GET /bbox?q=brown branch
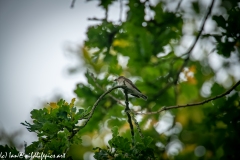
[89,73,125,106]
[82,85,127,128]
[135,80,240,115]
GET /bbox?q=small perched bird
[114,76,147,101]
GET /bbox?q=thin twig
[119,0,123,22]
[152,0,215,99]
[105,7,108,21]
[70,0,76,8]
[88,17,106,21]
[135,80,240,115]
[130,111,143,139]
[174,85,178,104]
[176,0,183,12]
[174,0,215,85]
[89,73,125,106]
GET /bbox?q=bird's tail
[140,94,148,101]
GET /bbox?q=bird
[114,76,147,101]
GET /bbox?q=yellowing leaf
[216,121,227,129]
[190,108,204,123]
[81,46,103,73]
[150,56,158,64]
[46,102,59,113]
[49,102,59,109]
[182,144,196,153]
[82,47,91,62]
[70,98,76,108]
[113,39,129,47]
[176,110,189,126]
[104,100,111,108]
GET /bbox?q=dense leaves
[21,99,85,156]
[212,6,240,57]
[94,127,155,160]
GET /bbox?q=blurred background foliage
[1,0,240,159]
[67,0,240,159]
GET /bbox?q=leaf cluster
[212,6,240,57]
[21,99,86,155]
[93,127,155,160]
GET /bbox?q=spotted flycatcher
[114,76,147,101]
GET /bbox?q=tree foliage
[2,0,240,159]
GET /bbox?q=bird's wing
[130,94,140,98]
[124,78,142,93]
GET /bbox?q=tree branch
[130,111,143,139]
[89,73,125,106]
[88,17,106,21]
[83,85,127,128]
[69,85,127,140]
[135,80,240,115]
[124,89,134,145]
[70,0,76,8]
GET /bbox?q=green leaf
[142,136,153,147]
[212,15,226,29]
[111,126,119,137]
[192,1,200,14]
[0,145,19,154]
[98,0,114,9]
[57,99,65,107]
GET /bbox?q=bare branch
[119,0,123,22]
[175,0,183,12]
[135,80,240,115]
[105,7,108,21]
[89,73,125,106]
[88,17,106,21]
